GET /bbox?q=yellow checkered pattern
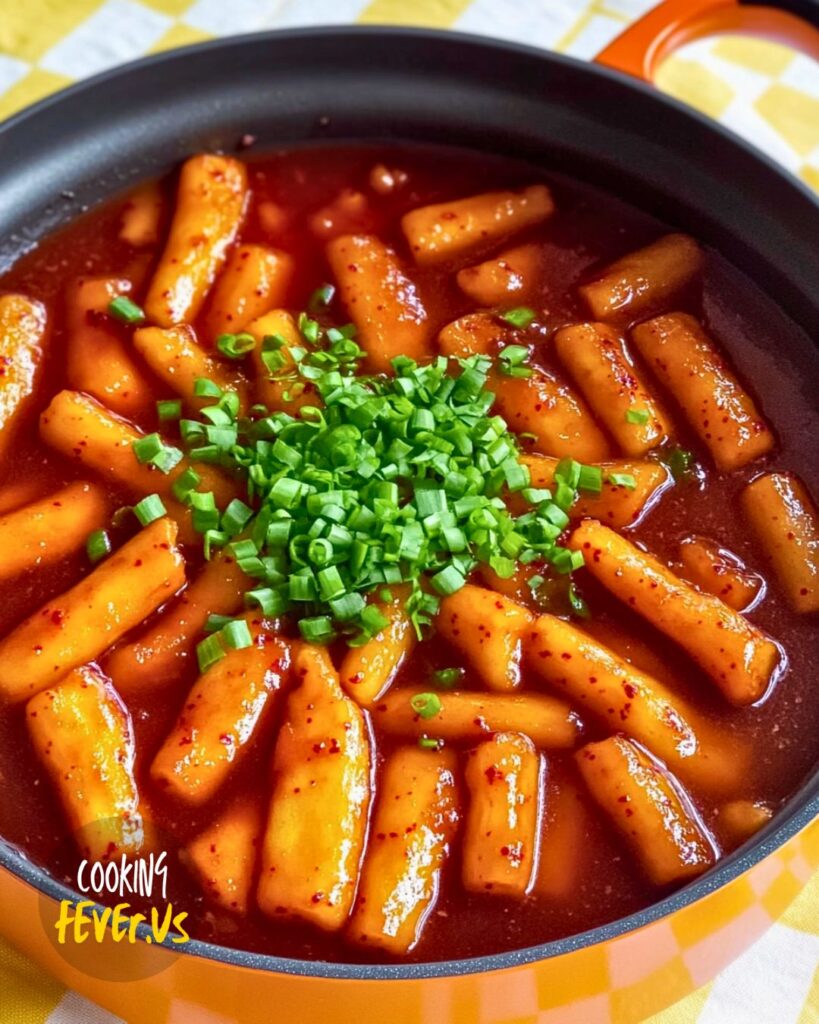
[0,1,817,1022]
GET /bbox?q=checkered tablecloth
[0,2,817,1023]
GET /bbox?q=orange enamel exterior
[1,821,816,1023]
[595,0,819,81]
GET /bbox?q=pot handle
[595,0,819,81]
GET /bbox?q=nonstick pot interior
[1,27,819,333]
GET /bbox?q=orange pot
[2,814,817,1023]
[1,2,818,1021]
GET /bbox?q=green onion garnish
[132,433,164,464]
[86,529,111,564]
[261,334,288,374]
[577,464,603,494]
[299,615,335,643]
[194,378,222,399]
[148,303,597,645]
[550,547,585,574]
[607,472,637,490]
[501,307,536,329]
[410,692,443,719]
[244,587,288,616]
[196,633,226,673]
[430,564,466,596]
[216,333,256,359]
[131,433,182,475]
[197,618,253,671]
[221,618,252,650]
[308,283,335,311]
[190,491,218,533]
[432,667,463,689]
[133,494,166,526]
[151,446,183,474]
[626,407,650,425]
[360,605,389,635]
[172,466,201,503]
[567,581,590,618]
[666,447,695,481]
[298,313,321,343]
[204,614,233,634]
[497,343,533,378]
[222,499,254,536]
[108,295,145,324]
[418,736,444,751]
[555,458,581,489]
[157,399,182,421]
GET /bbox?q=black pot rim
[0,23,817,983]
[3,23,819,211]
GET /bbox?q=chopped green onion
[129,431,183,473]
[317,565,345,601]
[299,615,335,642]
[626,407,650,425]
[522,487,551,504]
[607,472,637,490]
[204,614,233,634]
[308,283,335,311]
[244,587,289,616]
[432,667,463,689]
[132,433,164,464]
[193,378,222,399]
[261,334,289,375]
[360,605,389,635]
[410,692,442,719]
[568,581,590,618]
[86,529,111,564]
[298,313,321,343]
[157,399,182,421]
[501,306,536,329]
[554,480,575,511]
[172,315,594,645]
[498,344,530,365]
[222,618,253,650]
[222,498,254,536]
[418,736,444,751]
[172,467,202,503]
[196,634,226,673]
[330,591,366,621]
[577,464,603,494]
[216,332,256,359]
[133,494,166,526]
[108,295,145,324]
[430,564,466,596]
[555,458,581,489]
[497,343,533,378]
[667,447,695,481]
[550,547,585,574]
[151,445,183,475]
[542,504,570,530]
[190,491,218,532]
[204,529,228,560]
